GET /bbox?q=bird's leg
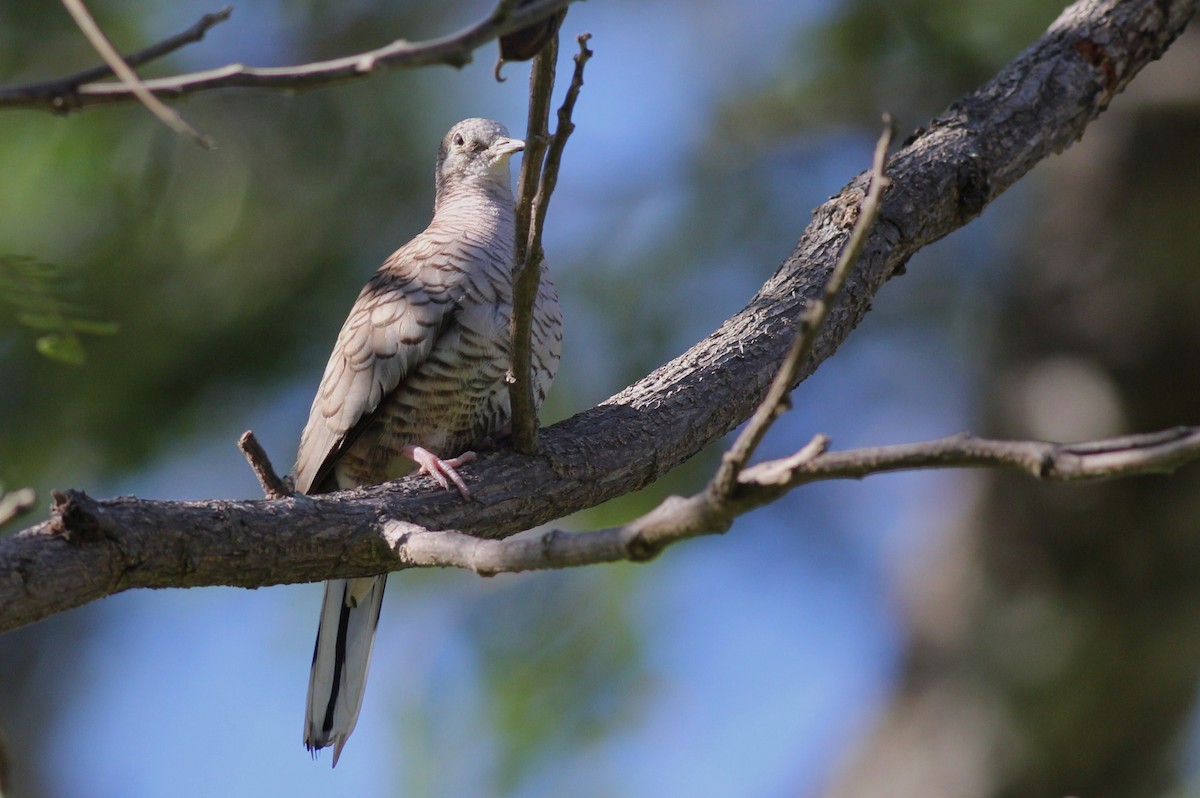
[402,445,476,500]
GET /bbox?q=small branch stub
[238,430,292,499]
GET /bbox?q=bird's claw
[403,445,476,500]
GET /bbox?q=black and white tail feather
[304,575,386,766]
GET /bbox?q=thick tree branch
[8,425,1194,625]
[0,0,575,113]
[1,0,1195,632]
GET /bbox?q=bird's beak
[490,136,525,161]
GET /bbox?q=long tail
[304,575,387,766]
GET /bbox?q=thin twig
[238,430,292,500]
[390,425,1200,574]
[509,30,560,452]
[0,7,232,112]
[742,426,1200,489]
[1,0,574,113]
[711,117,896,496]
[529,34,591,270]
[510,32,591,452]
[60,0,214,147]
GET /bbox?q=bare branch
[712,118,894,496]
[369,425,1200,575]
[743,426,1200,490]
[0,0,1193,632]
[59,0,212,147]
[238,431,291,500]
[511,31,591,451]
[0,0,575,113]
[509,31,560,452]
[0,6,231,111]
[530,35,591,266]
[4,421,1198,633]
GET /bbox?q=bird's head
[435,118,524,200]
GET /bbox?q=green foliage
[717,0,1065,145]
[0,5,447,484]
[471,570,650,793]
[0,255,118,365]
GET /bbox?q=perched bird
[295,118,563,766]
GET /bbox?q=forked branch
[391,426,1200,574]
[509,32,592,451]
[59,0,213,147]
[0,0,576,113]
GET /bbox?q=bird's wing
[531,262,564,407]
[294,237,457,495]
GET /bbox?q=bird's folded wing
[294,238,457,495]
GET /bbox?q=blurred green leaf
[35,332,86,365]
[715,0,1065,146]
[16,313,117,335]
[67,318,119,335]
[469,570,650,794]
[13,312,63,330]
[1,254,116,366]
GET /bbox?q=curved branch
[395,426,1200,574]
[1,0,1195,632]
[0,6,232,110]
[0,0,576,113]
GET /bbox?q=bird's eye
[453,133,465,147]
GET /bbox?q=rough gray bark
[1,0,1195,633]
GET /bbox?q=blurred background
[2,0,1199,796]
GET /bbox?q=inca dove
[296,118,563,765]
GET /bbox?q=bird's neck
[432,181,516,241]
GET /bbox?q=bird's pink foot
[402,445,476,500]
